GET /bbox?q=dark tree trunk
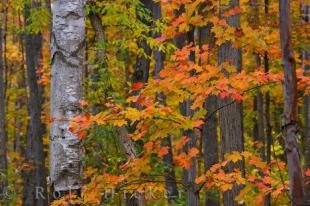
[279,0,304,204]
[89,11,105,62]
[218,0,244,205]
[0,3,8,202]
[253,92,265,159]
[264,52,272,206]
[301,2,310,205]
[22,2,48,205]
[202,96,219,206]
[263,3,271,204]
[152,2,179,203]
[304,95,310,205]
[180,102,198,206]
[124,1,153,205]
[198,23,220,206]
[251,45,265,160]
[173,6,199,202]
[177,28,199,206]
[132,0,153,85]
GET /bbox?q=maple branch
[196,81,280,193]
[205,81,278,121]
[116,177,186,191]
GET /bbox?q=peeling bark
[279,0,304,204]
[50,0,85,199]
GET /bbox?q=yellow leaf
[225,151,242,163]
[124,108,141,122]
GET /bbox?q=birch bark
[50,0,85,198]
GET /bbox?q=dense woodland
[0,0,309,205]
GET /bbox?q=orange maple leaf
[188,148,199,158]
[158,146,169,157]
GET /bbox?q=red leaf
[132,82,144,90]
[305,168,310,177]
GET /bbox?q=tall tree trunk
[177,28,199,206]
[50,0,85,201]
[253,92,265,159]
[152,2,179,203]
[304,94,310,205]
[249,0,265,160]
[0,1,8,202]
[279,0,304,204]
[264,53,272,206]
[22,1,48,205]
[252,56,265,160]
[301,2,310,204]
[202,96,219,206]
[173,5,199,202]
[199,23,220,206]
[13,10,26,154]
[218,0,244,205]
[264,3,271,206]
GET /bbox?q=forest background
[0,0,309,205]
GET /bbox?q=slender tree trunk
[22,1,48,205]
[218,0,244,205]
[14,9,26,154]
[279,0,304,204]
[263,4,271,206]
[87,10,144,203]
[253,92,265,159]
[249,0,265,160]
[0,1,8,202]
[264,52,272,206]
[301,2,310,204]
[88,4,107,115]
[152,2,179,203]
[89,11,105,62]
[50,0,85,201]
[304,94,310,205]
[123,1,153,205]
[252,55,265,160]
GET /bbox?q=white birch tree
[50,0,85,198]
